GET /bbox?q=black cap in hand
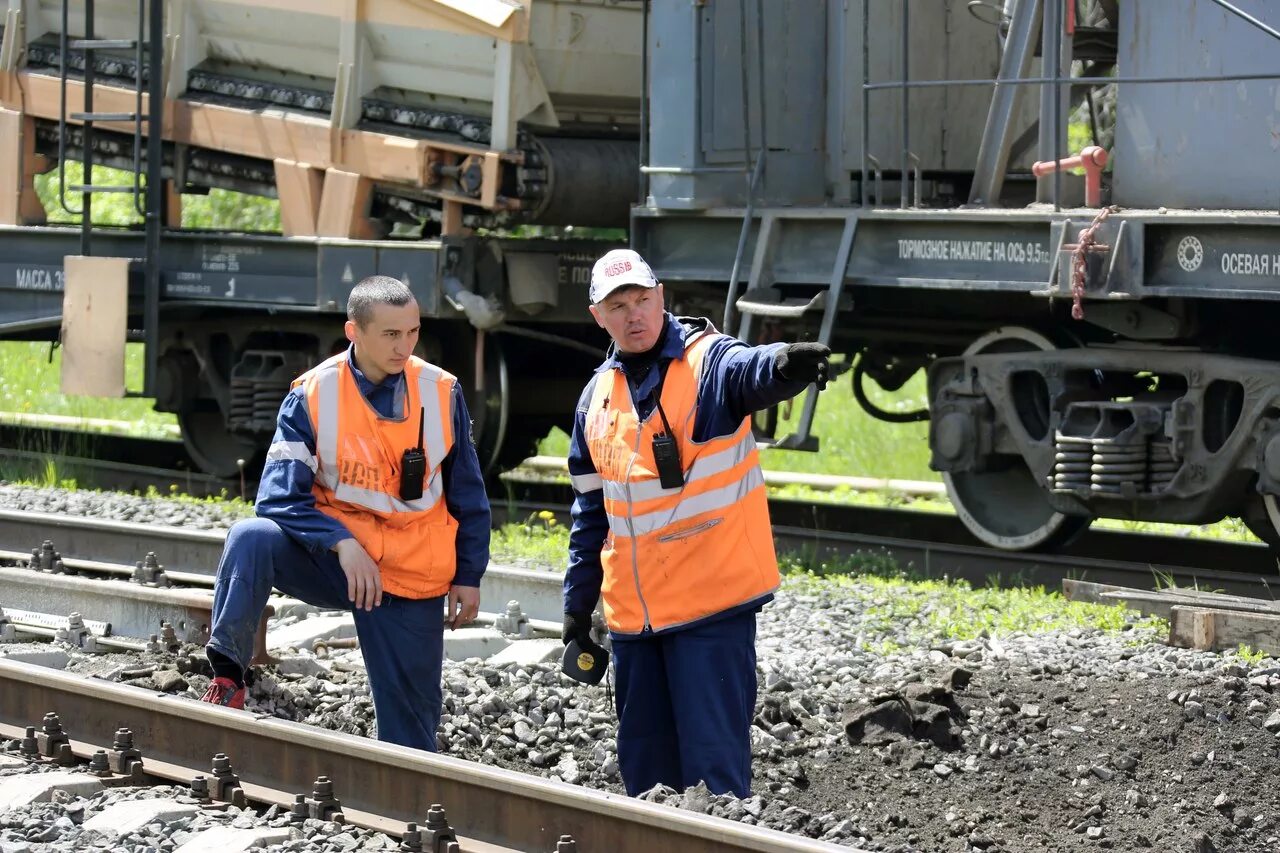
[562,636,609,685]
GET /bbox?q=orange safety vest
[583,330,779,635]
[292,351,458,599]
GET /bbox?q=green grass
[0,341,177,437]
[0,162,275,448]
[762,360,932,479]
[1235,643,1271,665]
[145,483,254,515]
[486,516,1159,648]
[779,553,1160,645]
[36,162,281,231]
[490,510,571,570]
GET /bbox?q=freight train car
[631,0,1280,551]
[0,0,639,475]
[4,0,1280,556]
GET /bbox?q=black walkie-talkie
[400,407,427,501]
[652,388,684,490]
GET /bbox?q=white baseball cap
[589,249,658,304]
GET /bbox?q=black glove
[562,611,594,647]
[775,342,832,390]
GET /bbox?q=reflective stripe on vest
[585,330,779,634]
[600,426,757,513]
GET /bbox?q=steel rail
[509,454,948,497]
[4,497,1280,614]
[14,428,1271,585]
[0,417,227,491]
[770,522,1280,601]
[0,565,212,643]
[764,498,1280,582]
[0,546,215,587]
[0,508,226,574]
[0,659,853,853]
[0,728,503,848]
[0,509,566,624]
[0,558,561,643]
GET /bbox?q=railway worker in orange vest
[561,248,831,797]
[200,275,491,752]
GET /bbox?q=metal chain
[1070,204,1119,320]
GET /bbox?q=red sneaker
[200,676,245,709]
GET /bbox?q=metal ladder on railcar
[55,0,166,395]
[729,210,858,451]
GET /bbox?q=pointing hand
[775,342,832,390]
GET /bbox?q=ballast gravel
[4,483,1280,852]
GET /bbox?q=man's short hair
[347,275,415,327]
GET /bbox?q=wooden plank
[1160,587,1280,608]
[1168,607,1216,651]
[1061,579,1126,604]
[0,106,25,225]
[479,152,501,208]
[440,199,467,237]
[316,168,383,240]
[1169,605,1280,656]
[1101,590,1280,620]
[60,257,130,399]
[164,180,184,227]
[337,132,430,185]
[0,109,47,225]
[273,159,324,237]
[6,73,146,135]
[1062,578,1280,619]
[0,71,18,108]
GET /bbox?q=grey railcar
[633,0,1280,550]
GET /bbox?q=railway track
[0,660,848,853]
[2,488,1279,851]
[0,508,567,649]
[0,506,856,851]
[500,481,1280,597]
[0,492,1277,659]
[6,425,1277,595]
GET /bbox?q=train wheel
[942,327,1092,551]
[1242,493,1280,550]
[179,409,263,479]
[469,333,510,474]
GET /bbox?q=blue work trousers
[207,518,444,752]
[612,610,757,798]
